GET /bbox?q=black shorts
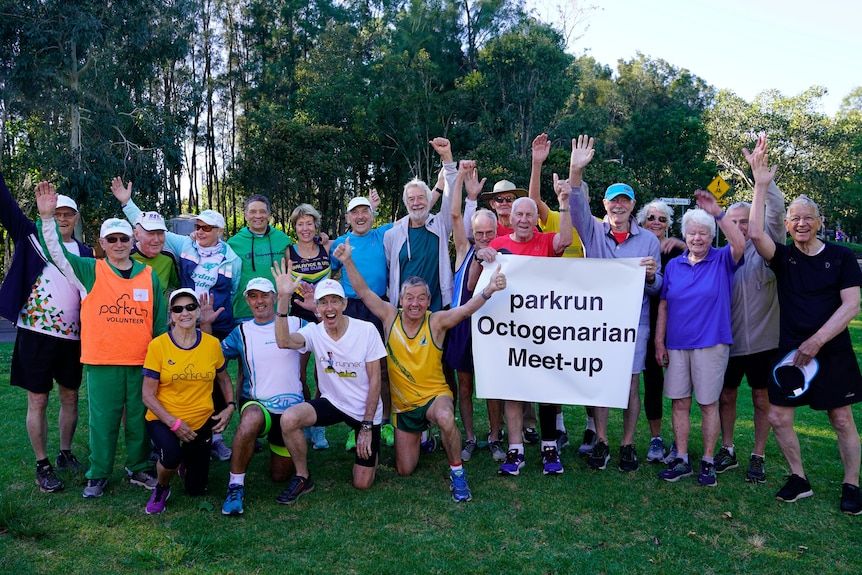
[310,398,380,468]
[769,347,862,410]
[10,328,83,393]
[344,298,385,339]
[723,349,778,391]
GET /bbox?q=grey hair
[244,194,271,213]
[727,201,751,213]
[471,208,498,228]
[681,208,716,238]
[511,197,537,216]
[636,200,674,226]
[402,178,431,206]
[399,276,431,299]
[289,203,321,230]
[787,195,820,218]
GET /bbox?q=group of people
[4,130,862,516]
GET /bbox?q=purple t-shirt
[661,245,742,349]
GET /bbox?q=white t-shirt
[221,317,304,414]
[298,317,387,423]
[18,240,83,339]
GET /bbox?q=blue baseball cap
[604,183,635,201]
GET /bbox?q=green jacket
[227,225,292,321]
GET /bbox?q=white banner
[472,254,646,408]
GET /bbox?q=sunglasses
[647,215,668,223]
[171,303,200,313]
[494,196,516,204]
[104,236,131,243]
[195,224,215,232]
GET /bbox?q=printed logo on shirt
[171,363,216,382]
[99,294,149,324]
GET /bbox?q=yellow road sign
[707,176,730,199]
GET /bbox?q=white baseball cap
[56,195,78,212]
[195,210,226,228]
[100,218,134,238]
[135,211,167,232]
[314,278,345,301]
[243,277,276,296]
[347,197,372,212]
[169,288,199,306]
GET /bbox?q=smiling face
[245,289,276,322]
[194,222,222,247]
[170,295,200,330]
[684,223,713,259]
[726,205,751,241]
[53,207,80,242]
[245,200,271,234]
[399,284,431,321]
[785,202,821,247]
[603,195,635,229]
[134,226,166,258]
[491,193,516,219]
[315,294,346,330]
[510,198,537,242]
[472,214,497,250]
[294,214,317,245]
[346,205,373,236]
[99,233,132,265]
[404,185,430,224]
[644,207,669,239]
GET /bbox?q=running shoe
[146,483,171,514]
[775,474,813,502]
[55,451,83,472]
[82,478,108,498]
[646,437,666,463]
[658,458,693,482]
[127,468,158,490]
[746,454,766,484]
[618,444,639,472]
[450,469,472,502]
[542,446,564,475]
[311,426,329,450]
[697,460,717,487]
[211,438,232,461]
[222,484,245,516]
[587,441,610,470]
[461,439,478,462]
[840,483,862,515]
[36,464,64,493]
[578,429,596,455]
[498,450,525,476]
[488,439,507,462]
[277,475,315,505]
[714,446,738,474]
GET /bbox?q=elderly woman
[654,191,745,486]
[288,203,333,450]
[636,201,686,463]
[141,289,236,514]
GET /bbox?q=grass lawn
[2,323,862,574]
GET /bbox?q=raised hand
[553,173,571,203]
[271,258,300,296]
[462,161,486,201]
[532,133,551,164]
[110,177,133,205]
[35,181,57,218]
[429,137,453,162]
[487,264,507,293]
[743,133,777,187]
[332,236,353,263]
[369,189,381,211]
[694,190,721,217]
[198,292,225,326]
[570,134,595,173]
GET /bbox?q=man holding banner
[568,135,662,473]
[476,176,573,476]
[333,236,508,502]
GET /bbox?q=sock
[652,435,662,441]
[542,440,557,450]
[586,416,596,432]
[556,413,566,433]
[450,463,463,472]
[229,473,246,486]
[703,456,715,465]
[678,453,689,463]
[509,443,525,455]
[36,458,51,470]
[725,444,735,456]
[752,453,765,459]
[421,430,429,442]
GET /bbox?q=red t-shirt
[489,232,559,257]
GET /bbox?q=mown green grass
[2,325,862,574]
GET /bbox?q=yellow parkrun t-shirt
[386,310,451,413]
[143,331,226,430]
[541,210,585,258]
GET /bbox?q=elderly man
[334,235,508,501]
[384,138,457,312]
[1,171,93,493]
[130,210,179,305]
[227,194,292,323]
[748,138,862,514]
[568,135,662,473]
[715,136,785,483]
[36,183,166,498]
[272,268,387,505]
[219,278,305,516]
[477,176,573,476]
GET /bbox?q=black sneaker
[840,483,862,515]
[522,427,539,444]
[36,464,64,493]
[55,451,83,472]
[714,446,738,474]
[555,430,570,451]
[578,429,596,455]
[618,444,639,472]
[587,441,610,470]
[775,474,813,503]
[276,475,315,505]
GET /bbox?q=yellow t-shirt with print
[540,210,585,258]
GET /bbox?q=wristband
[558,208,570,212]
[275,312,289,317]
[714,212,725,221]
[227,401,237,408]
[481,290,491,300]
[170,419,183,432]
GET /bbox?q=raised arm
[568,134,595,187]
[271,259,309,350]
[451,161,470,266]
[529,133,552,224]
[429,137,456,232]
[35,182,89,296]
[461,161,485,241]
[552,174,573,254]
[744,134,779,263]
[111,177,188,255]
[695,190,745,263]
[431,264,507,337]
[332,238,397,326]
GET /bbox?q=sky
[529,0,861,116]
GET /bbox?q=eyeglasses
[171,303,199,313]
[104,236,131,243]
[494,196,516,204]
[647,215,668,223]
[195,224,215,232]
